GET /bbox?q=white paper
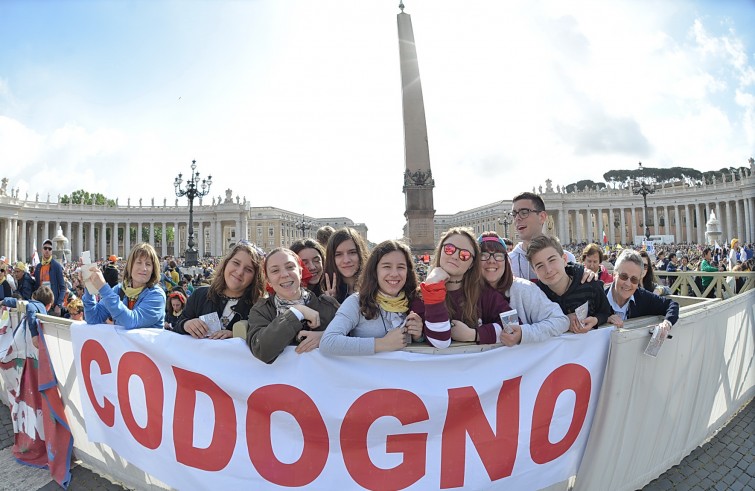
[199,312,223,337]
[499,309,519,335]
[80,250,100,296]
[644,324,668,357]
[574,301,589,328]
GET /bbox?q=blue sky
[1,0,754,242]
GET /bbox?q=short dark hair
[703,247,712,256]
[526,235,563,264]
[32,285,54,307]
[512,192,545,212]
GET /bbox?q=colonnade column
[148,222,154,248]
[199,223,205,257]
[619,208,626,244]
[745,198,752,242]
[111,223,118,256]
[65,222,71,252]
[696,204,704,243]
[10,219,17,262]
[596,208,603,244]
[235,220,241,245]
[735,200,743,242]
[629,208,637,243]
[652,207,658,236]
[684,205,692,244]
[576,210,583,243]
[174,221,180,256]
[124,222,131,257]
[20,220,27,262]
[161,223,167,257]
[216,221,223,255]
[87,222,94,254]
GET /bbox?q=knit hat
[731,238,739,248]
[15,261,27,272]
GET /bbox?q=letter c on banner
[246,384,328,487]
[530,363,591,464]
[117,352,164,450]
[80,339,115,427]
[341,389,430,490]
[172,367,237,471]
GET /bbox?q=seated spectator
[246,248,340,363]
[640,250,669,295]
[173,242,264,340]
[1,286,54,349]
[290,239,326,296]
[477,232,569,346]
[102,255,120,288]
[66,297,85,322]
[581,243,613,284]
[0,265,11,300]
[606,250,679,336]
[527,235,612,333]
[81,242,166,329]
[12,262,36,300]
[421,227,513,349]
[164,291,186,329]
[320,240,424,356]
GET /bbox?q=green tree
[60,189,116,206]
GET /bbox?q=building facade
[0,184,367,262]
[435,161,755,246]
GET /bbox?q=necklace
[220,292,243,301]
[447,279,463,284]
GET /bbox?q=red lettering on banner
[80,339,115,427]
[530,363,591,464]
[172,367,236,471]
[341,389,429,490]
[440,377,522,489]
[117,352,164,450]
[246,384,328,487]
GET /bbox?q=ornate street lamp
[498,215,511,238]
[296,214,312,239]
[174,160,212,266]
[632,162,654,241]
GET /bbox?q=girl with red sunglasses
[420,227,513,349]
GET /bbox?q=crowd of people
[0,191,752,359]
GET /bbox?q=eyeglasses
[43,246,52,251]
[443,243,474,261]
[617,272,640,285]
[509,208,543,219]
[480,252,505,262]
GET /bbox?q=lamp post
[174,160,212,266]
[498,216,511,238]
[632,162,654,241]
[296,214,312,239]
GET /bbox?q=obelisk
[397,2,436,253]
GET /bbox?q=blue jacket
[2,297,47,337]
[606,285,679,326]
[16,272,36,300]
[83,283,166,329]
[34,258,66,308]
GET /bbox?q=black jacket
[606,284,679,325]
[173,286,255,335]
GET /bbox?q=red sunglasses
[443,243,474,262]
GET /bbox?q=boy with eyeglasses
[33,239,66,316]
[508,192,575,281]
[605,250,678,335]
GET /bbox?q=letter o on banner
[117,352,164,450]
[530,363,591,464]
[246,384,329,487]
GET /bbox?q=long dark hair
[208,242,265,305]
[432,227,482,328]
[478,231,513,295]
[322,228,367,301]
[358,240,419,320]
[639,250,655,291]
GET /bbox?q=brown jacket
[243,292,340,364]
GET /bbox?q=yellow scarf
[41,255,52,266]
[122,280,145,301]
[376,291,408,313]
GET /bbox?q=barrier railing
[651,270,754,299]
[2,289,753,490]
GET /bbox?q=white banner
[71,324,612,490]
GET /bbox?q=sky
[1,0,754,242]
